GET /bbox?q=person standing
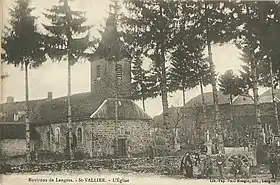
[216,152,225,179]
[180,152,193,178]
[269,153,278,179]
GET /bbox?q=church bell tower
[90,4,131,99]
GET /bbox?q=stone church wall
[36,119,151,158]
[91,119,151,157]
[0,139,35,157]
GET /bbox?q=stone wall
[2,156,270,177]
[91,119,151,157]
[36,119,151,158]
[0,139,35,157]
[91,58,131,98]
[36,121,93,156]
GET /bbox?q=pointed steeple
[93,1,129,61]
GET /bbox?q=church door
[118,139,127,157]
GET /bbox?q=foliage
[2,0,46,68]
[131,57,158,109]
[43,0,92,63]
[123,0,181,126]
[219,69,246,98]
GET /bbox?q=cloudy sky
[0,0,267,118]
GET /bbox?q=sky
[0,0,268,118]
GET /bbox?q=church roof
[92,14,130,61]
[90,98,151,120]
[32,92,105,125]
[29,92,150,125]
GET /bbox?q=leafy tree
[123,0,180,128]
[2,0,47,162]
[219,69,246,122]
[131,57,157,111]
[43,0,91,159]
[170,41,209,106]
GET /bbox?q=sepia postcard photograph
[0,0,280,184]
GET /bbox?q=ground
[1,170,278,185]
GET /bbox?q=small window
[116,64,122,79]
[55,127,60,145]
[13,113,19,121]
[120,126,125,135]
[77,127,83,143]
[96,65,101,78]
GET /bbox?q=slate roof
[0,92,150,125]
[32,92,106,125]
[90,98,151,120]
[0,99,45,122]
[0,122,40,140]
[185,91,234,108]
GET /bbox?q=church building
[0,12,152,160]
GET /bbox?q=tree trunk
[229,93,234,122]
[199,77,207,142]
[182,86,186,106]
[25,62,31,162]
[270,58,279,135]
[65,0,74,160]
[142,96,146,112]
[205,3,224,153]
[251,54,264,164]
[114,85,118,157]
[67,54,74,160]
[159,6,169,129]
[252,62,262,133]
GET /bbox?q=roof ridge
[90,99,108,119]
[232,95,240,104]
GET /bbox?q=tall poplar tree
[2,0,47,162]
[43,0,91,159]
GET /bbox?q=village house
[0,13,152,160]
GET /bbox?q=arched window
[47,131,51,147]
[54,127,60,145]
[77,127,83,143]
